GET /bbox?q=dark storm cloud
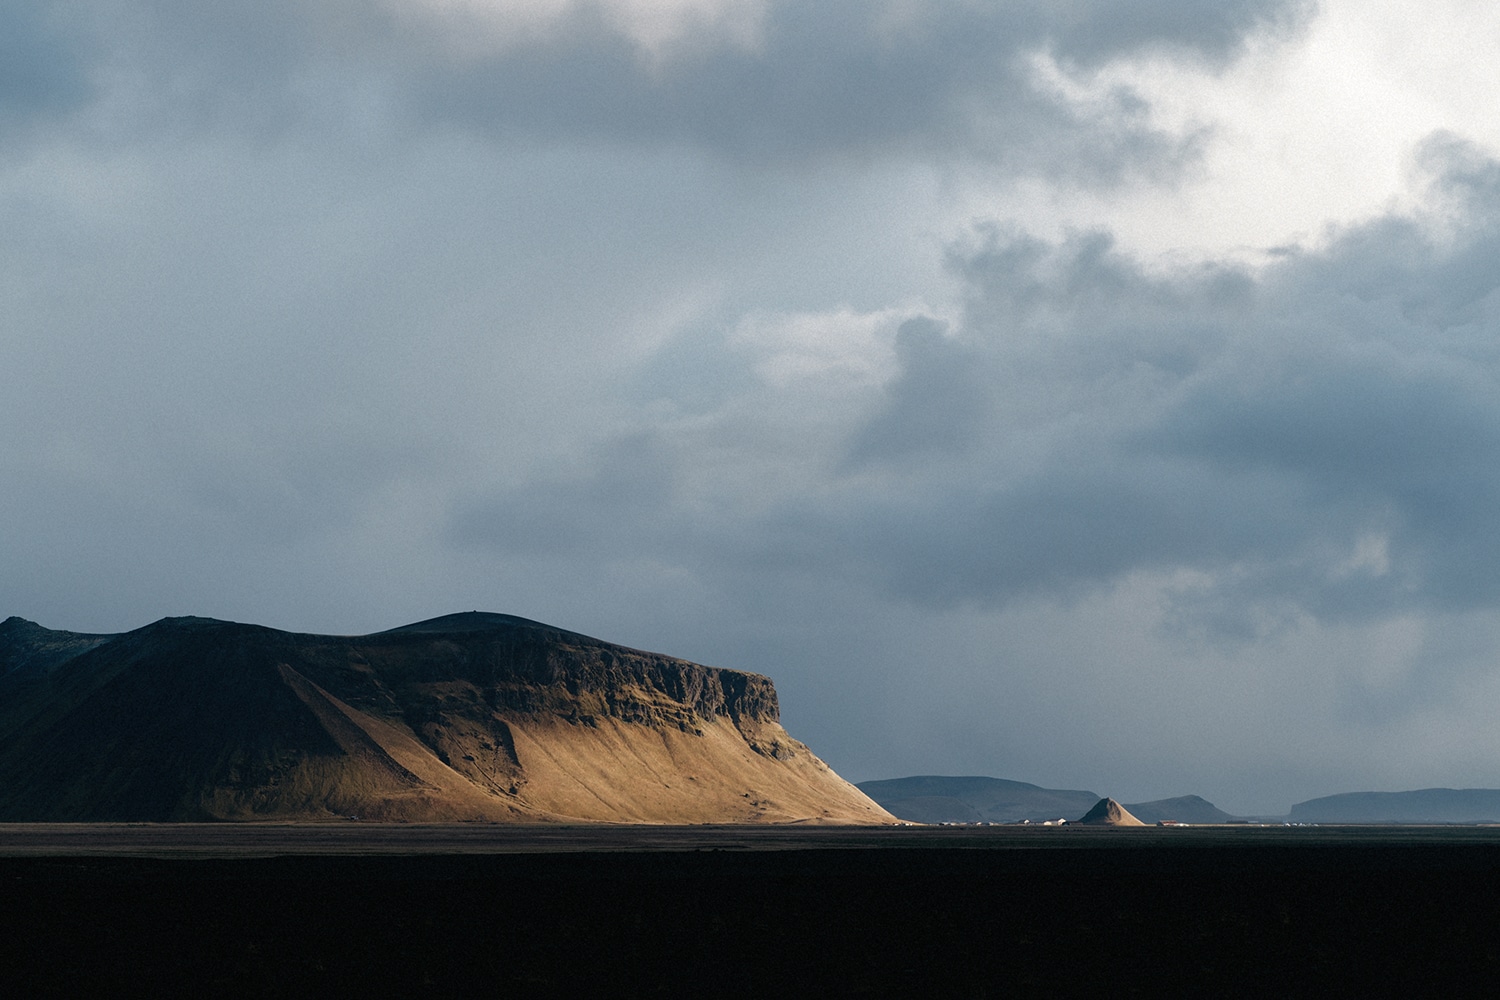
[0,3,96,135]
[450,433,681,559]
[407,0,1311,175]
[453,134,1500,635]
[828,134,1500,625]
[75,1,399,142]
[14,0,1308,178]
[843,317,990,465]
[1045,0,1313,68]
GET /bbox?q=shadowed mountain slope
[0,614,890,824]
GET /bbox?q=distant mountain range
[859,776,1500,825]
[855,776,1233,825]
[1288,789,1500,824]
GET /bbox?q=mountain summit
[0,613,890,824]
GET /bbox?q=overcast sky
[8,0,1500,814]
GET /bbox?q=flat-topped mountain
[0,613,891,824]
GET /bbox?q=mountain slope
[0,613,890,824]
[1125,795,1234,825]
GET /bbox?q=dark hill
[1125,795,1234,825]
[0,616,117,675]
[0,614,890,824]
[1288,788,1500,824]
[380,611,590,637]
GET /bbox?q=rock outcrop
[0,612,892,824]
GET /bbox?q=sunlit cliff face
[0,614,891,824]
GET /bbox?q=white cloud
[985,1,1500,261]
[728,306,910,389]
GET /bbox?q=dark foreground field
[4,824,1498,996]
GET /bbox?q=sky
[6,0,1500,815]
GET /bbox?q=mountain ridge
[0,613,891,825]
[1288,788,1500,824]
[856,775,1235,824]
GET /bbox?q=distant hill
[0,613,891,824]
[855,775,1101,824]
[857,776,1235,824]
[1076,798,1145,826]
[1288,789,1500,824]
[1125,795,1235,825]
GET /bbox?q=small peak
[376,613,609,648]
[1076,797,1146,826]
[381,611,555,634]
[142,616,237,630]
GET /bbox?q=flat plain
[5,823,1499,994]
[6,819,1500,854]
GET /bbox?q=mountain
[1124,795,1235,825]
[1075,797,1145,826]
[0,612,891,824]
[855,775,1101,824]
[856,776,1233,824]
[1288,788,1500,824]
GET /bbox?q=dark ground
[4,824,1498,996]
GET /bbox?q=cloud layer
[10,1,1309,170]
[456,132,1500,634]
[9,0,1500,813]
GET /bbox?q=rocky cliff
[0,612,891,824]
